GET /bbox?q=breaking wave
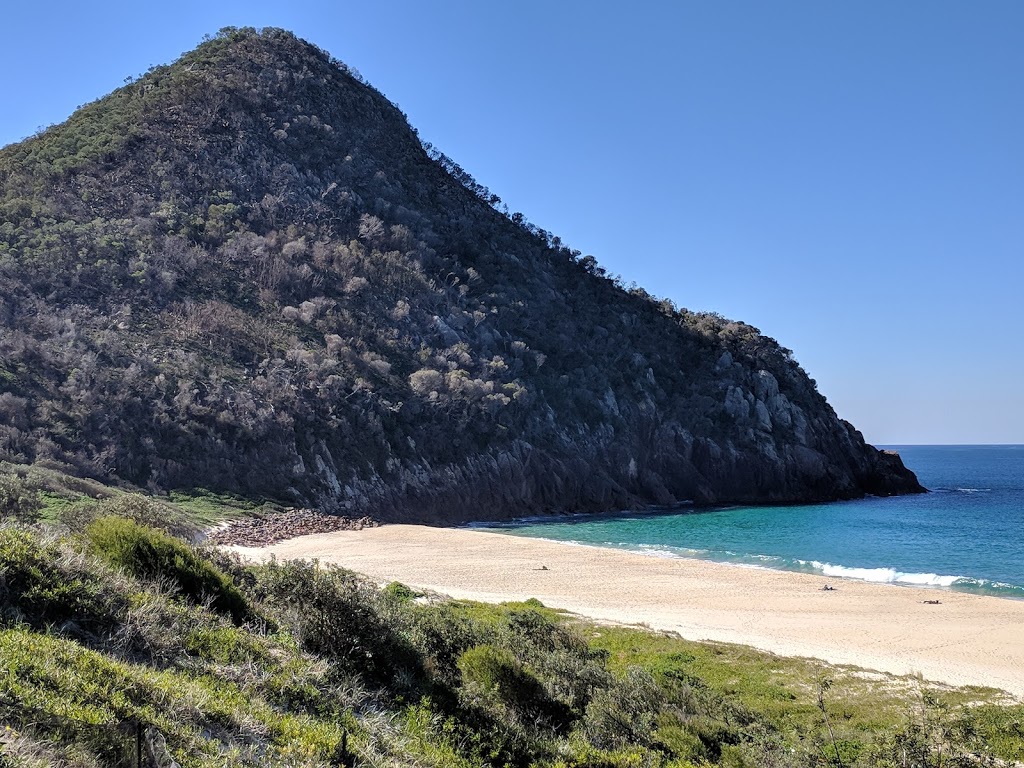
[798,561,961,587]
[508,536,1024,599]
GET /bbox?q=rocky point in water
[0,28,924,523]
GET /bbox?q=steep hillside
[0,27,922,521]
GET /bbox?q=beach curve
[228,524,1024,697]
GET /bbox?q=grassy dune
[0,482,1022,766]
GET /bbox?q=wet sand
[229,524,1024,697]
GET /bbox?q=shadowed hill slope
[0,27,923,521]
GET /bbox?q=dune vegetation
[1,483,1021,767]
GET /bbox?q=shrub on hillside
[503,608,612,714]
[583,666,665,750]
[459,644,539,701]
[458,644,571,733]
[382,580,420,604]
[405,601,486,683]
[0,474,42,523]
[861,689,996,768]
[61,493,199,539]
[86,516,248,624]
[251,559,420,686]
[0,527,120,635]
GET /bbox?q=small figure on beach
[822,584,836,591]
[923,599,942,605]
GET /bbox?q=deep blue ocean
[478,446,1024,599]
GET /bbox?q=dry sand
[230,524,1024,697]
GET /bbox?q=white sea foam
[804,560,962,587]
[636,543,706,555]
[634,547,685,559]
[748,553,785,562]
[480,521,1024,597]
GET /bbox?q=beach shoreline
[228,524,1024,698]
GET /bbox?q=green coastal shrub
[459,644,524,694]
[183,624,270,665]
[60,493,198,539]
[85,516,248,624]
[583,666,665,750]
[252,558,421,686]
[382,580,420,603]
[406,601,486,683]
[458,644,570,732]
[503,608,612,716]
[0,527,119,634]
[0,474,42,523]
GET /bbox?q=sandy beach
[230,524,1024,697]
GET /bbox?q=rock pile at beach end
[207,509,379,548]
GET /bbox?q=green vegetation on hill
[0,27,921,522]
[0,511,1020,767]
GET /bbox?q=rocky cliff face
[0,28,923,521]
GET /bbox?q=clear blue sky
[2,1,1021,445]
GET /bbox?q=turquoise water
[478,446,1024,598]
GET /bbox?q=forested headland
[0,28,922,522]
